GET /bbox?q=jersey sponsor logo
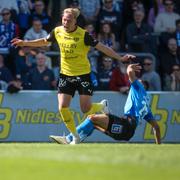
[63,36,80,42]
[111,124,122,134]
[74,37,79,42]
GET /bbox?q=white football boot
[69,135,80,145]
[49,135,68,144]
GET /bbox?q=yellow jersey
[53,26,91,76]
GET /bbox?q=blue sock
[66,118,94,143]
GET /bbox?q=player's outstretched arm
[149,121,161,144]
[127,63,142,82]
[11,38,50,48]
[95,42,135,62]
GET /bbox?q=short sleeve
[46,29,56,43]
[84,32,98,47]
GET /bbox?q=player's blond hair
[63,8,80,19]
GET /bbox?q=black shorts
[58,73,93,97]
[105,114,137,141]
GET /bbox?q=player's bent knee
[87,114,97,123]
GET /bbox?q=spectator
[85,22,99,73]
[97,56,114,90]
[148,0,165,28]
[0,54,13,90]
[97,22,118,50]
[79,0,100,23]
[0,0,19,16]
[0,8,19,49]
[109,62,130,93]
[47,0,62,26]
[24,18,49,57]
[170,64,180,90]
[24,18,48,40]
[159,37,180,89]
[29,0,52,32]
[174,0,180,14]
[97,0,122,40]
[111,0,124,12]
[175,19,180,50]
[164,64,180,91]
[85,22,97,38]
[126,9,156,54]
[17,0,31,37]
[15,47,36,81]
[0,8,19,75]
[25,52,56,90]
[141,57,161,91]
[160,37,180,74]
[122,0,145,28]
[69,0,86,28]
[154,0,180,34]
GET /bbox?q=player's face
[62,13,76,32]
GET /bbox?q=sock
[82,103,103,120]
[66,118,94,143]
[60,107,77,134]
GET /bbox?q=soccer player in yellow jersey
[11,8,135,144]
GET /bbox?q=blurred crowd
[0,0,179,93]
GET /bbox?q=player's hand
[128,63,142,72]
[11,38,24,47]
[121,54,136,62]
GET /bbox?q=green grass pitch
[0,143,180,180]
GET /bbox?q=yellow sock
[60,107,76,134]
[82,103,103,120]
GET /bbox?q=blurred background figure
[24,18,48,40]
[126,9,156,55]
[123,0,145,28]
[174,19,180,50]
[97,56,114,90]
[25,52,56,90]
[109,61,130,93]
[159,37,180,89]
[0,54,13,90]
[0,0,19,18]
[154,0,180,34]
[79,0,100,24]
[0,8,19,49]
[164,64,180,90]
[17,0,31,37]
[29,0,52,32]
[141,57,161,91]
[148,0,165,28]
[0,8,19,75]
[98,22,118,50]
[69,0,86,28]
[97,0,122,41]
[85,22,99,73]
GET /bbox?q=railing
[0,49,157,69]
